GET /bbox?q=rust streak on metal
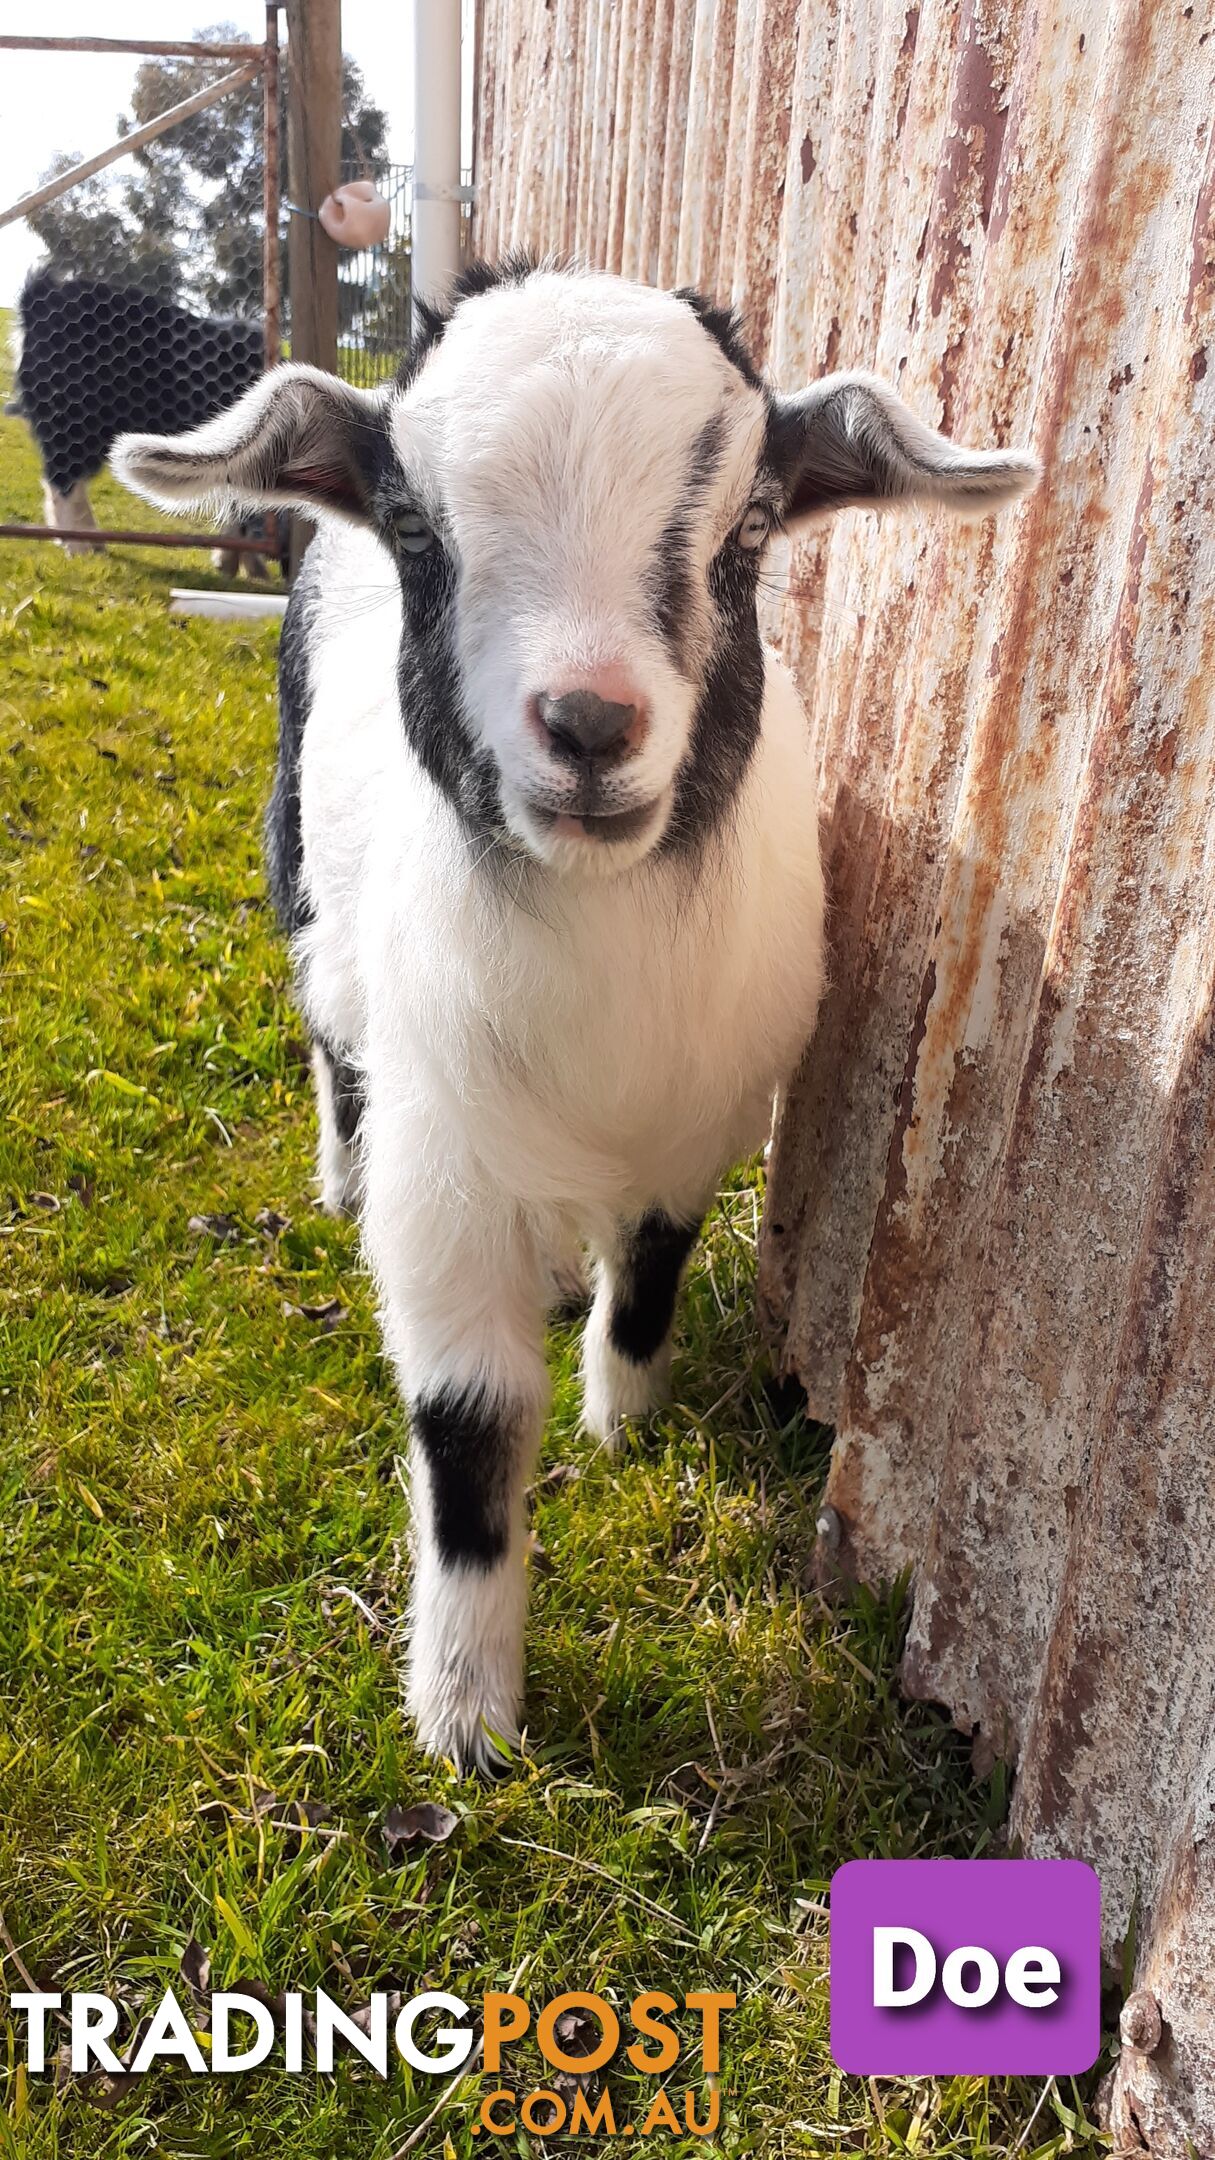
[0,35,267,59]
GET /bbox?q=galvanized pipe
[412,0,464,327]
[262,3,282,376]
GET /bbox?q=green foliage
[0,357,1109,2156]
[24,160,180,300]
[26,27,389,317]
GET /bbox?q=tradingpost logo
[8,1983,736,2137]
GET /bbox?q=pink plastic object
[318,181,391,248]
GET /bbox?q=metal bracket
[413,182,477,204]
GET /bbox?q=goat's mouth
[526,798,663,845]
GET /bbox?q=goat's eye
[394,511,435,555]
[735,503,773,551]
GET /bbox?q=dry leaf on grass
[187,1212,240,1243]
[282,1297,345,1329]
[179,1937,211,1996]
[382,1802,459,1858]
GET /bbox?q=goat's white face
[112,262,1039,874]
[395,273,768,867]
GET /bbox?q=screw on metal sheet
[816,1504,843,1553]
[1120,1991,1163,2054]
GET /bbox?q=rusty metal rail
[0,526,277,553]
[473,1,1215,2150]
[0,62,262,233]
[0,37,269,59]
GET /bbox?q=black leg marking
[609,1209,701,1367]
[314,1034,364,1145]
[411,1384,516,1567]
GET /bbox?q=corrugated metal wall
[473,1,1215,2147]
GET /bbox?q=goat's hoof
[581,1310,669,1447]
[317,1155,363,1218]
[414,1708,519,1781]
[581,1369,668,1450]
[408,1667,521,1781]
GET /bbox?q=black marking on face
[675,287,766,391]
[649,413,727,669]
[394,548,503,843]
[687,411,727,492]
[641,381,770,849]
[652,531,694,664]
[412,1383,518,1567]
[265,555,318,936]
[366,436,504,846]
[399,252,540,386]
[662,530,767,855]
[608,1208,702,1366]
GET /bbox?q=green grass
[0,317,1109,2156]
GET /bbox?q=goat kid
[114,262,1038,1773]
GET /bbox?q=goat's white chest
[297,638,823,1233]
[359,836,769,1221]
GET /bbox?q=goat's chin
[504,790,671,876]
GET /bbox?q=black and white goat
[114,261,1038,1772]
[17,269,265,570]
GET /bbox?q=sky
[0,2,428,305]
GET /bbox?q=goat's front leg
[364,1170,548,1775]
[582,1207,702,1442]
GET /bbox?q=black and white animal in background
[16,268,266,571]
[114,260,1039,1773]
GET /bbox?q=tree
[26,26,389,322]
[26,159,171,292]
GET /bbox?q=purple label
[830,1859,1101,2076]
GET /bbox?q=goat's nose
[536,688,639,763]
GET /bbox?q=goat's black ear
[767,372,1040,527]
[112,364,389,526]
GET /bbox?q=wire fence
[335,162,475,385]
[336,160,413,385]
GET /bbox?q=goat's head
[113,261,1039,875]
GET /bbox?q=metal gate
[337,160,413,386]
[0,19,282,561]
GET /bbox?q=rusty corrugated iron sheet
[473,2,1215,2147]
